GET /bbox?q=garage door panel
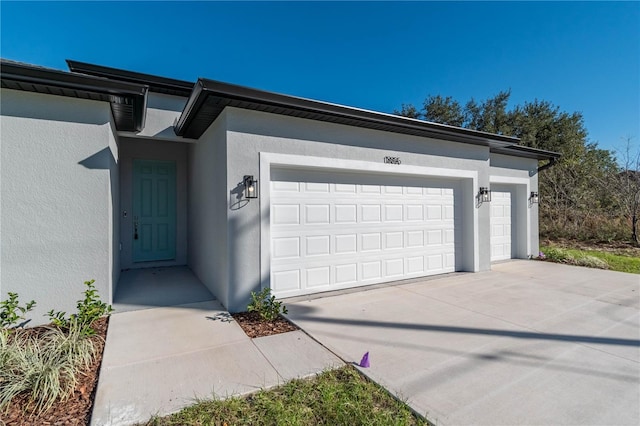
[335,204,357,223]
[335,263,357,284]
[385,258,404,277]
[334,183,356,193]
[361,232,382,251]
[272,204,300,225]
[306,266,330,288]
[272,237,300,259]
[361,184,382,193]
[272,270,301,292]
[406,230,424,247]
[305,204,330,224]
[362,261,382,280]
[385,204,404,221]
[335,234,357,253]
[362,205,382,222]
[270,171,460,297]
[384,232,404,249]
[306,235,330,256]
[445,252,456,268]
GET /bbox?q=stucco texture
[196,107,538,312]
[1,89,116,325]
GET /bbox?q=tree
[610,138,640,244]
[422,95,465,127]
[396,91,625,243]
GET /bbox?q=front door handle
[134,216,139,240]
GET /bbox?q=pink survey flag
[359,351,370,368]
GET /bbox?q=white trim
[489,175,531,258]
[260,152,480,292]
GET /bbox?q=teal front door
[133,159,176,262]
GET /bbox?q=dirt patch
[2,317,109,425]
[231,311,298,338]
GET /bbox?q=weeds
[145,366,426,426]
[540,246,609,269]
[540,244,640,274]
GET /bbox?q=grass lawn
[540,244,640,274]
[144,366,427,426]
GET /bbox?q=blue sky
[2,1,638,156]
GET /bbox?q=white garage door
[269,169,460,298]
[490,191,512,261]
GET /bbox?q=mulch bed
[2,317,109,426]
[2,312,294,424]
[231,311,298,338]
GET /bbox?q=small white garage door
[269,169,460,298]
[490,191,512,261]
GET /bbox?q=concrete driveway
[285,260,640,426]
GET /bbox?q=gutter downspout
[537,157,557,173]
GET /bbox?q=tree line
[396,91,639,245]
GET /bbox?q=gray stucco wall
[490,153,539,256]
[187,111,229,305]
[118,137,188,269]
[218,107,492,312]
[1,89,116,326]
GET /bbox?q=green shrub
[0,324,99,413]
[47,279,113,336]
[541,247,570,263]
[575,255,609,269]
[540,246,610,270]
[247,288,288,322]
[0,292,36,329]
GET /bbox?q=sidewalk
[91,300,343,426]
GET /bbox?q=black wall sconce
[244,175,258,199]
[478,187,491,203]
[530,191,539,204]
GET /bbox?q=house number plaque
[384,156,401,165]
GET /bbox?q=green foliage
[0,324,99,413]
[423,94,465,127]
[247,288,288,322]
[144,366,427,426]
[47,279,113,336]
[0,292,36,329]
[539,246,608,269]
[397,91,637,244]
[540,246,569,263]
[541,245,640,274]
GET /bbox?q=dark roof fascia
[2,60,147,97]
[1,59,148,132]
[491,145,561,161]
[66,60,194,97]
[174,78,522,148]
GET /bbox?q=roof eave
[1,59,148,132]
[175,77,522,147]
[66,59,194,97]
[491,145,561,161]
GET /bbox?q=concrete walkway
[91,300,342,426]
[286,260,640,426]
